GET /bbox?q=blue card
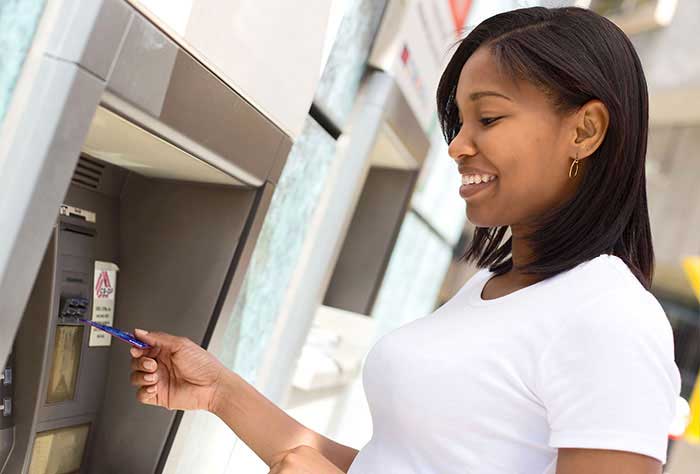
[78,318,152,349]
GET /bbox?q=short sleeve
[535,292,682,464]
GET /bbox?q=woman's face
[448,46,580,229]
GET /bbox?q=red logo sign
[449,0,473,34]
[401,44,410,65]
[95,271,114,298]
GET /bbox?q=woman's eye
[480,117,501,127]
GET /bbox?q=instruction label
[89,261,119,347]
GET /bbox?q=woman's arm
[211,368,360,472]
[556,448,662,474]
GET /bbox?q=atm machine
[0,2,293,473]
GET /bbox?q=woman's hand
[129,328,226,412]
[268,445,347,474]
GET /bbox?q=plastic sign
[449,0,473,34]
[88,261,119,347]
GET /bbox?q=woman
[129,6,681,474]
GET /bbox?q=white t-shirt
[347,254,681,474]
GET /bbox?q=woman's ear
[571,99,610,159]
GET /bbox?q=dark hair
[437,6,654,289]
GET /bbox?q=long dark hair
[437,6,654,289]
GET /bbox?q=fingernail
[135,328,149,335]
[147,385,156,393]
[144,374,155,382]
[145,361,156,370]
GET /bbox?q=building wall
[629,0,700,93]
[0,0,46,126]
[646,124,700,302]
[625,0,700,303]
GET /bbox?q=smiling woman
[437,5,650,290]
[408,5,680,474]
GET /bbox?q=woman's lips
[459,178,496,199]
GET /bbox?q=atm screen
[28,423,90,474]
[46,325,83,404]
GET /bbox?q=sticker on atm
[78,318,151,349]
[89,261,119,347]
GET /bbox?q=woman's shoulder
[566,254,650,300]
[561,255,671,340]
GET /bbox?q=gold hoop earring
[569,153,580,179]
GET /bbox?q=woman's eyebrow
[454,89,512,116]
[469,90,512,101]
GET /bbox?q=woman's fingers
[130,370,158,387]
[130,347,143,358]
[136,385,158,405]
[133,329,185,359]
[130,356,157,372]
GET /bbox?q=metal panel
[382,78,431,166]
[36,184,121,426]
[82,106,248,186]
[160,51,285,182]
[106,11,291,187]
[323,167,419,314]
[46,0,133,80]
[0,58,106,374]
[266,136,294,185]
[107,12,179,117]
[162,181,278,473]
[86,173,257,474]
[320,70,428,316]
[5,233,58,474]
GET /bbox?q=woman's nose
[448,130,477,161]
